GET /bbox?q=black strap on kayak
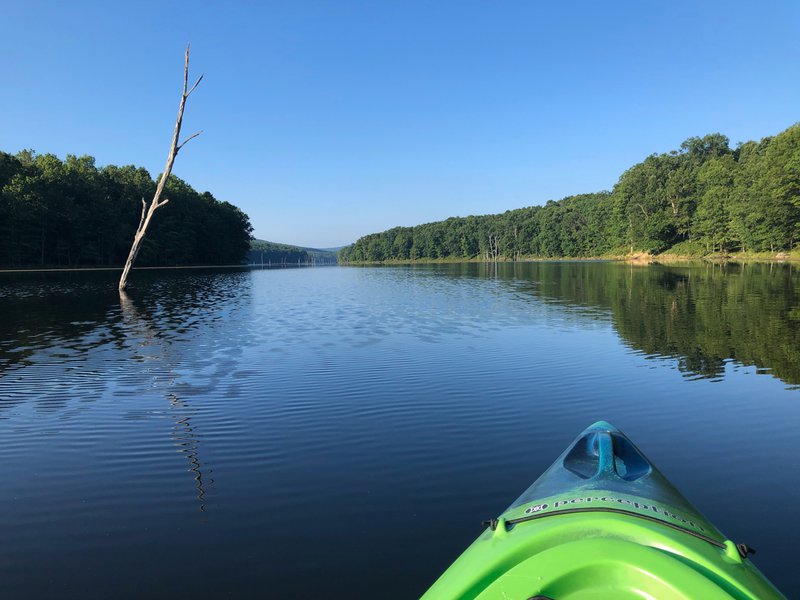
[484,507,733,552]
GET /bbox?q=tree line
[249,239,338,265]
[340,123,800,262]
[0,150,253,268]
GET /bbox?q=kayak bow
[421,421,785,599]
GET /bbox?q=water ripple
[0,263,798,597]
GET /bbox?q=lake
[1,262,798,598]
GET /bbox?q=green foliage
[0,150,253,268]
[660,239,708,257]
[339,193,616,263]
[341,124,800,262]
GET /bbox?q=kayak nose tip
[585,420,619,433]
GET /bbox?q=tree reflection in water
[119,289,212,511]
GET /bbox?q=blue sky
[2,1,799,248]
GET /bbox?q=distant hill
[249,239,338,265]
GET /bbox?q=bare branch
[186,74,204,97]
[156,198,170,208]
[177,131,203,152]
[182,45,190,95]
[137,198,147,232]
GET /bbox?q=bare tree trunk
[487,234,501,262]
[119,45,203,292]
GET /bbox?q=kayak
[421,421,785,599]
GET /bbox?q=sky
[2,1,799,248]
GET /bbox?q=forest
[0,150,253,268]
[340,124,800,262]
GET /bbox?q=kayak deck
[423,510,778,599]
[421,422,785,599]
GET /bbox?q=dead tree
[118,45,203,291]
[487,234,501,262]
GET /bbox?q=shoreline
[3,252,798,272]
[340,251,800,266]
[0,264,318,274]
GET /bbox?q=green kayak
[422,421,785,599]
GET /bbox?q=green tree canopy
[0,150,253,268]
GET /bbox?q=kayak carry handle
[563,429,651,482]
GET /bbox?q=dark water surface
[1,262,798,598]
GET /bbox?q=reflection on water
[0,263,797,598]
[494,261,800,385]
[120,289,212,511]
[4,263,797,388]
[168,393,211,511]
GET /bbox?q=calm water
[1,262,798,598]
